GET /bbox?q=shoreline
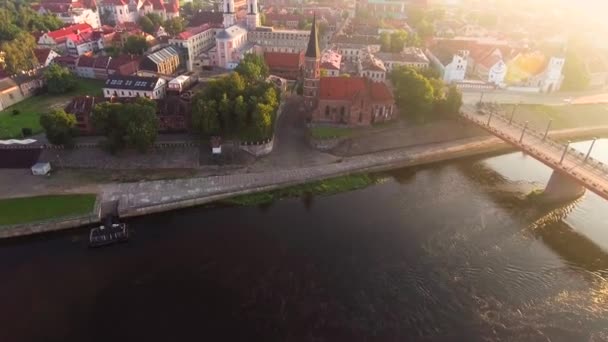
[1,125,608,239]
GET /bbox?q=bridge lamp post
[584,137,598,162]
[487,111,493,126]
[543,119,552,140]
[509,103,519,125]
[519,121,529,143]
[560,140,571,164]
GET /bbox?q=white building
[320,50,341,77]
[169,24,216,71]
[103,75,167,99]
[426,46,469,83]
[468,49,507,85]
[530,56,565,93]
[99,0,133,24]
[359,52,386,82]
[215,26,250,69]
[37,3,101,29]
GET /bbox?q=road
[462,89,608,105]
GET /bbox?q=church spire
[305,13,320,58]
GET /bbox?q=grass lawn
[500,104,608,131]
[0,79,105,139]
[310,126,353,139]
[0,194,97,226]
[221,174,378,206]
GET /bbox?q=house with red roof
[99,0,178,25]
[34,48,61,67]
[37,23,94,52]
[467,45,507,85]
[320,50,341,77]
[168,24,215,71]
[263,51,303,80]
[359,51,386,82]
[313,76,395,126]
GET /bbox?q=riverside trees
[191,57,280,141]
[390,66,463,123]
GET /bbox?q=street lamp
[487,111,493,126]
[585,137,598,162]
[543,119,552,140]
[479,92,485,105]
[519,120,528,143]
[509,102,520,125]
[560,140,571,164]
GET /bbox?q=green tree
[390,30,408,52]
[416,20,434,39]
[123,35,148,54]
[145,13,164,27]
[1,31,37,73]
[191,97,220,135]
[234,95,247,130]
[44,64,76,94]
[390,66,435,122]
[380,32,391,52]
[562,51,590,91]
[138,15,155,34]
[39,109,77,146]
[218,93,232,132]
[234,53,269,83]
[164,17,186,36]
[91,100,159,153]
[253,103,273,138]
[444,85,463,115]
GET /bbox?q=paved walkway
[461,108,608,201]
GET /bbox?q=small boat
[89,215,129,248]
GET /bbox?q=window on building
[325,105,329,117]
[121,91,124,95]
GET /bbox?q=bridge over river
[461,105,608,202]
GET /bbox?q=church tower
[246,0,259,30]
[303,13,320,110]
[223,0,236,27]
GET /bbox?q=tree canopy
[138,16,155,35]
[390,66,462,122]
[233,53,269,84]
[164,17,187,36]
[562,50,590,91]
[191,68,280,141]
[44,64,77,94]
[380,30,409,53]
[123,35,148,55]
[40,109,77,147]
[92,98,159,153]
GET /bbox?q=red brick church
[303,14,395,126]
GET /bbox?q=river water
[2,140,608,341]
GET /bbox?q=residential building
[75,55,112,79]
[103,74,167,99]
[333,36,381,62]
[35,0,101,28]
[34,48,61,67]
[247,27,310,53]
[65,96,106,134]
[359,52,386,82]
[65,31,103,56]
[320,50,341,77]
[314,77,394,125]
[0,78,24,111]
[467,46,506,85]
[356,0,406,18]
[140,46,181,75]
[169,24,216,71]
[375,47,430,72]
[37,23,94,52]
[263,51,303,80]
[426,42,469,83]
[505,51,565,92]
[215,25,250,69]
[53,55,79,72]
[107,55,141,76]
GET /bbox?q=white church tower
[223,0,236,27]
[246,0,260,30]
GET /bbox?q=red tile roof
[54,55,78,66]
[369,81,393,101]
[176,24,211,40]
[46,23,93,40]
[76,55,95,67]
[34,48,53,65]
[167,0,179,13]
[150,0,164,10]
[319,77,366,101]
[263,51,303,70]
[101,0,126,5]
[319,77,393,102]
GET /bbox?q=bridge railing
[464,108,608,179]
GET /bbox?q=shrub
[12,109,20,116]
[21,128,32,136]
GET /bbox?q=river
[2,140,608,341]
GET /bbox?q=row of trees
[379,30,411,53]
[390,66,463,123]
[138,13,186,37]
[0,1,64,73]
[191,54,280,140]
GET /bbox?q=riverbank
[2,125,608,239]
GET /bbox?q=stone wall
[308,136,347,151]
[239,139,274,156]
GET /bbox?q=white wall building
[426,47,469,83]
[169,24,216,71]
[103,75,167,99]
